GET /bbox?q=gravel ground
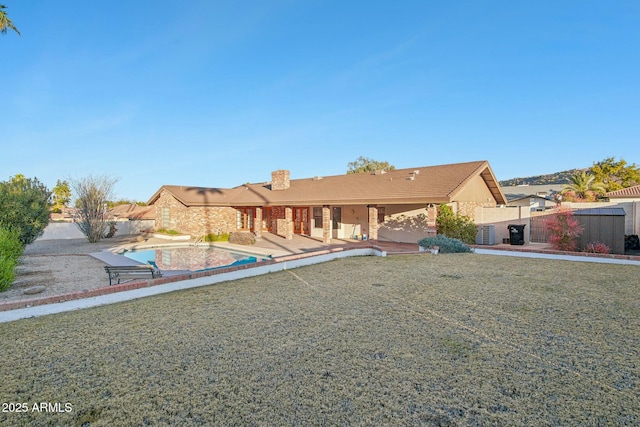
[0,254,638,426]
[0,236,139,304]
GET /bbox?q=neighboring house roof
[148,160,507,207]
[606,184,640,199]
[506,194,557,204]
[109,204,155,220]
[501,184,564,201]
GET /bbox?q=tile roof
[148,160,507,207]
[606,184,640,198]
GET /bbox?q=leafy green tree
[52,179,72,213]
[0,174,51,245]
[436,204,477,244]
[589,157,640,192]
[347,156,395,174]
[561,171,605,200]
[70,175,118,243]
[0,4,20,35]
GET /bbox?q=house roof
[108,204,155,220]
[506,194,557,204]
[501,184,564,201]
[606,184,640,199]
[148,160,507,207]
[574,207,626,216]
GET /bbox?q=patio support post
[368,205,378,241]
[322,205,331,243]
[285,206,293,240]
[254,207,262,238]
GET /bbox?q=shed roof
[573,207,626,216]
[148,160,507,207]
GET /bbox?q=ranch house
[147,160,507,244]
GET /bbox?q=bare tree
[70,175,118,243]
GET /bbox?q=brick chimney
[271,170,290,190]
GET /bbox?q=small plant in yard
[584,241,610,254]
[436,204,477,244]
[204,233,230,242]
[155,228,181,235]
[545,208,583,251]
[418,235,471,253]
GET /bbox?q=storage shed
[574,207,626,254]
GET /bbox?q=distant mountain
[499,168,585,187]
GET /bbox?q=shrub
[70,174,118,243]
[584,241,610,254]
[0,174,51,245]
[436,205,477,244]
[229,231,256,246]
[545,208,583,252]
[155,228,181,235]
[0,226,23,291]
[418,235,472,253]
[204,233,230,242]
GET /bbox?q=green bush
[418,235,472,253]
[436,204,478,244]
[155,228,181,235]
[0,226,24,291]
[0,174,51,245]
[204,233,230,242]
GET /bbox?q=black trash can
[507,224,526,245]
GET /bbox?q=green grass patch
[0,254,638,425]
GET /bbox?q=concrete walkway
[1,237,638,323]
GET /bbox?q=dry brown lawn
[0,253,638,426]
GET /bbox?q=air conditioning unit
[476,224,495,245]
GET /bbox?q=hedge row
[0,226,24,291]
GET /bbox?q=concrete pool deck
[1,234,638,323]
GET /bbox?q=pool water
[121,246,263,272]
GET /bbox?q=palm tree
[0,4,20,35]
[562,171,605,199]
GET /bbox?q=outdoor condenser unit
[475,224,495,245]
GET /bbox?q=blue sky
[2,1,639,202]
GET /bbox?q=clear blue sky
[2,1,639,202]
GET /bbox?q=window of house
[377,207,386,224]
[237,208,253,230]
[313,207,323,228]
[162,207,170,228]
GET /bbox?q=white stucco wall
[37,220,155,240]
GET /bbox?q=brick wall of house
[153,190,237,236]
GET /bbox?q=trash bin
[507,224,526,245]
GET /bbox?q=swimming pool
[120,246,267,272]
